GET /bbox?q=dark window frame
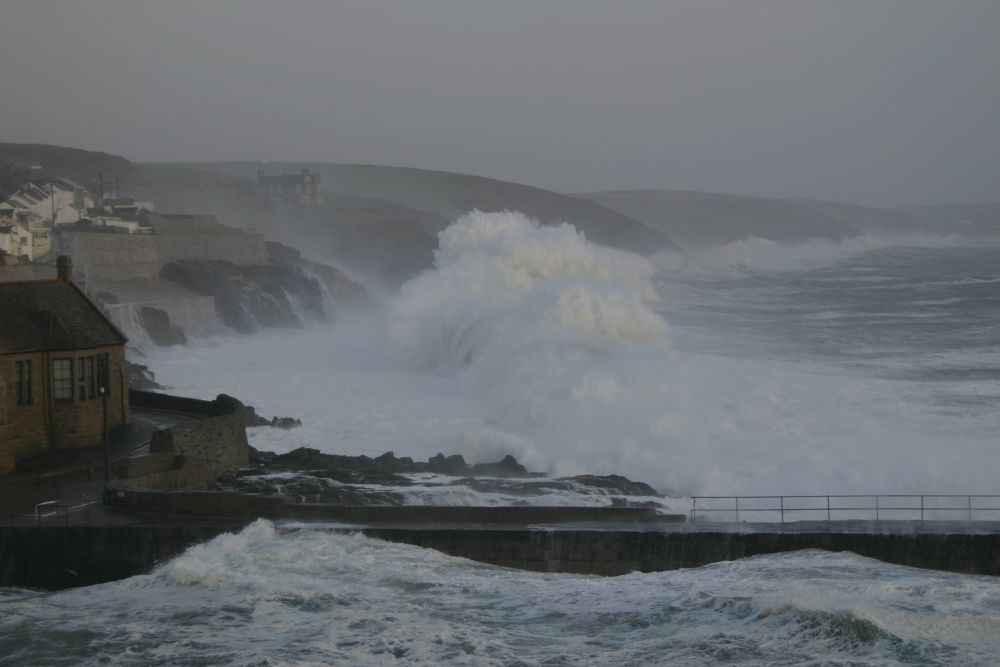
[52,358,74,401]
[77,356,97,400]
[15,359,32,406]
[96,353,111,398]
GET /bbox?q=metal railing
[689,495,1000,523]
[0,502,70,526]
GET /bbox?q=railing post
[780,496,784,524]
[920,495,924,523]
[735,496,740,523]
[691,497,697,522]
[875,495,879,522]
[826,495,831,521]
[968,495,972,523]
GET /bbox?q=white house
[0,218,35,261]
[0,180,92,227]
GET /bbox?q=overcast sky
[2,1,998,206]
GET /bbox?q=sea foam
[146,212,1000,497]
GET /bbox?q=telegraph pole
[100,383,110,482]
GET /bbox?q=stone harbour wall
[122,391,249,490]
[4,523,1000,590]
[63,231,267,281]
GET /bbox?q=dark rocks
[125,361,162,390]
[245,406,302,429]
[427,453,469,475]
[138,306,187,346]
[567,475,660,497]
[213,472,404,506]
[248,446,276,465]
[160,259,323,333]
[470,455,528,477]
[226,447,662,508]
[268,448,534,479]
[246,411,271,427]
[266,241,375,312]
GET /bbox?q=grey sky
[1,1,998,206]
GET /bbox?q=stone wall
[360,528,1000,577]
[62,228,268,281]
[0,345,129,473]
[123,391,249,490]
[0,525,241,589]
[6,523,1000,590]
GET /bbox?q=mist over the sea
[145,210,1000,497]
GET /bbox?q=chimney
[56,255,72,283]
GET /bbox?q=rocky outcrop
[125,361,162,390]
[234,447,663,506]
[245,405,302,430]
[138,306,187,346]
[160,260,317,333]
[261,447,534,479]
[214,470,404,505]
[160,255,370,334]
[265,241,374,310]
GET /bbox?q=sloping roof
[0,279,127,353]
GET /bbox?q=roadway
[0,408,199,526]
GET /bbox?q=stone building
[257,168,324,206]
[0,256,129,472]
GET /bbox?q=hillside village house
[0,179,91,227]
[0,256,129,473]
[257,168,324,207]
[0,216,36,260]
[0,179,90,260]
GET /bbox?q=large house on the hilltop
[0,179,90,227]
[257,168,324,207]
[0,256,130,473]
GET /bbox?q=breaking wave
[147,210,1000,497]
[3,523,1000,665]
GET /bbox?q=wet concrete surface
[0,409,198,527]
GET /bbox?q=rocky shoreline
[213,445,664,509]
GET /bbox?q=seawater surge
[3,522,1000,665]
[147,211,999,498]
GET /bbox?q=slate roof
[0,280,127,354]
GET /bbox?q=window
[78,356,96,400]
[15,360,32,405]
[96,353,111,397]
[52,358,73,400]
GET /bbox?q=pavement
[0,408,196,526]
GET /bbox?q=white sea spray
[3,524,1000,665]
[146,213,1000,497]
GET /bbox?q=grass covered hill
[189,161,676,254]
[577,190,862,247]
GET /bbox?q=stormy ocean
[3,211,999,665]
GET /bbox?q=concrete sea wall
[3,523,1000,590]
[63,230,267,281]
[0,525,240,589]
[361,527,1000,577]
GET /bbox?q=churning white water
[3,522,1000,665]
[145,210,999,497]
[7,211,999,665]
